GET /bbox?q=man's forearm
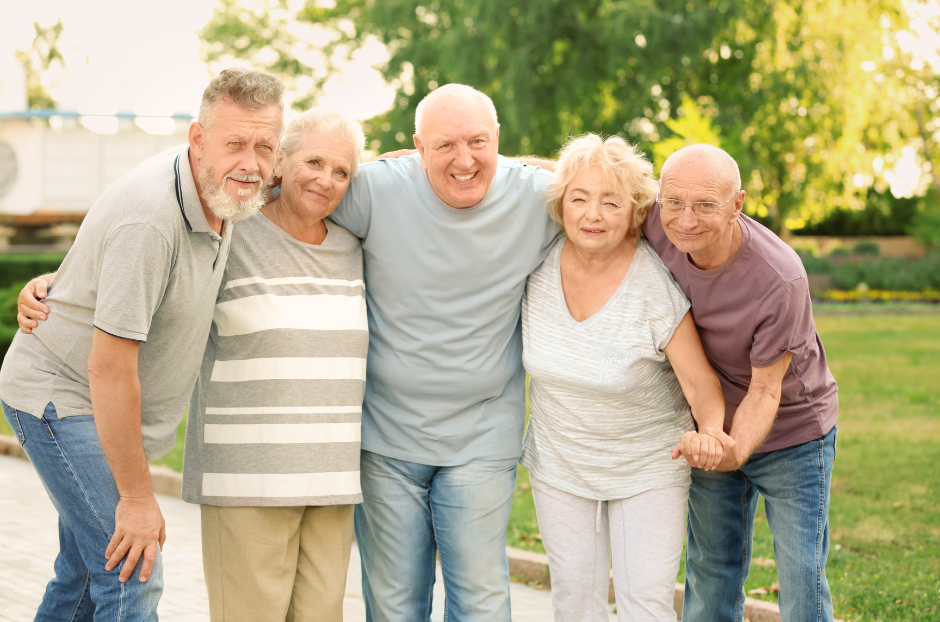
[88,349,152,498]
[720,389,779,470]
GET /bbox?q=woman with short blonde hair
[545,134,659,240]
[521,133,731,621]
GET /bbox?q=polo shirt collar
[174,148,217,235]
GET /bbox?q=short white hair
[280,107,366,178]
[414,84,499,137]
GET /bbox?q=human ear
[413,134,429,171]
[188,122,205,156]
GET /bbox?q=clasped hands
[670,427,738,472]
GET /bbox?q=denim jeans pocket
[1,401,27,446]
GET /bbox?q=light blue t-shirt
[330,153,558,466]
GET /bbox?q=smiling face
[190,98,282,221]
[562,166,633,254]
[658,150,744,261]
[277,130,356,220]
[413,90,499,209]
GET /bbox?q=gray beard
[196,159,270,223]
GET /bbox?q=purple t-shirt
[645,206,838,452]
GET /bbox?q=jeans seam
[67,571,91,622]
[429,498,441,622]
[43,414,113,543]
[734,483,751,622]
[815,436,826,622]
[12,411,27,445]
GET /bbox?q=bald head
[660,143,741,196]
[414,84,499,138]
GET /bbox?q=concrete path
[0,454,615,621]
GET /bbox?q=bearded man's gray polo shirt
[0,145,232,459]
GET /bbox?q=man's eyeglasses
[657,192,738,216]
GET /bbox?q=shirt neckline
[255,209,335,250]
[175,148,221,239]
[554,237,645,327]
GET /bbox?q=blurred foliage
[14,20,64,110]
[200,0,940,232]
[798,250,940,291]
[909,200,940,249]
[0,281,28,362]
[796,192,920,236]
[0,254,65,290]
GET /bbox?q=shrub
[851,240,881,256]
[0,281,28,361]
[910,207,940,250]
[827,253,940,291]
[0,254,65,290]
[797,252,940,291]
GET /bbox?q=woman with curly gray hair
[520,134,730,621]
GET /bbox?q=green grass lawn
[508,313,940,621]
[2,313,938,620]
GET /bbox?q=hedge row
[0,254,65,290]
[799,252,940,292]
[0,256,63,361]
[0,281,28,361]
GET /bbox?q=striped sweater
[182,213,367,506]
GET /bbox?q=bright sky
[1,0,394,122]
[4,0,940,198]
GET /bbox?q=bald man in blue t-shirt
[328,84,557,622]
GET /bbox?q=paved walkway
[0,455,614,621]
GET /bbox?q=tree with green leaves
[200,0,933,232]
[15,20,65,110]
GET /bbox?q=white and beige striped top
[182,213,367,506]
[520,237,695,501]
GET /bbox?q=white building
[0,53,202,215]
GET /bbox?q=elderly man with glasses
[645,143,839,622]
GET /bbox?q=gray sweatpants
[530,474,689,622]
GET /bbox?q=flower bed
[821,288,940,303]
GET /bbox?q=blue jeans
[2,400,162,622]
[683,424,837,622]
[354,450,517,622]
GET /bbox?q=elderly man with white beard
[0,68,283,622]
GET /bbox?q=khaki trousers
[200,504,355,622]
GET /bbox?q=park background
[0,1,938,620]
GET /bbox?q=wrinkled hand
[105,496,166,583]
[671,430,724,471]
[17,276,51,333]
[377,148,417,160]
[702,427,744,472]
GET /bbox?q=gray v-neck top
[520,237,694,500]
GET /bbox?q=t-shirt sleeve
[642,203,669,253]
[527,168,562,257]
[750,278,812,368]
[93,224,173,342]
[328,166,374,239]
[647,254,692,353]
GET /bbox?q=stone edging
[2,433,785,621]
[505,547,783,621]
